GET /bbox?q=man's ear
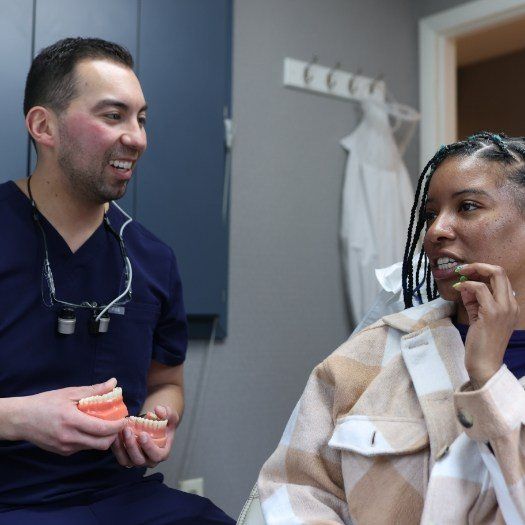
[25,106,58,149]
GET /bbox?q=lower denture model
[128,413,168,448]
[78,387,168,447]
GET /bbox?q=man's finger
[69,378,118,401]
[111,435,132,467]
[69,431,116,452]
[138,432,167,464]
[123,427,147,466]
[73,411,127,436]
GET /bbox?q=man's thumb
[75,377,118,400]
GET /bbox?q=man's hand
[10,378,126,455]
[111,404,179,468]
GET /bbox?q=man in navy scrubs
[0,37,234,524]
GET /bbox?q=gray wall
[418,0,470,17]
[156,0,473,517]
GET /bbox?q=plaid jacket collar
[382,297,456,333]
[382,297,466,464]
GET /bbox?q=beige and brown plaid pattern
[258,299,525,524]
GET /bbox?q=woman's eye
[424,210,436,223]
[460,201,478,212]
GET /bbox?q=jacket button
[457,410,473,428]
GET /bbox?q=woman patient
[258,132,525,524]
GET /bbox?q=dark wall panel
[138,0,232,336]
[0,0,33,183]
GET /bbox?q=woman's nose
[426,213,456,243]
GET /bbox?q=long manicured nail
[459,275,468,282]
[454,265,464,274]
[452,282,462,290]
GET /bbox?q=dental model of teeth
[78,387,129,420]
[78,387,168,447]
[127,412,168,448]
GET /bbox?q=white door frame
[419,0,525,168]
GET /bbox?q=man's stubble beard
[57,130,127,204]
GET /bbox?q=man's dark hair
[402,132,525,308]
[24,37,134,117]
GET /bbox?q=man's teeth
[78,387,123,406]
[109,160,132,170]
[436,257,459,270]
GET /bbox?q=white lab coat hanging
[340,100,414,324]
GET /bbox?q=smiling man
[0,38,234,524]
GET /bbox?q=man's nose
[120,122,147,153]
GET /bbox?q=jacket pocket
[328,414,429,455]
[329,415,429,525]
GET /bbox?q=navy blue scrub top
[0,181,187,508]
[455,322,525,380]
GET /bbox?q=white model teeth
[436,257,459,270]
[129,415,168,429]
[78,387,122,406]
[109,160,132,170]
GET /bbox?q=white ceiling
[456,15,525,67]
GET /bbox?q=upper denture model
[78,386,129,420]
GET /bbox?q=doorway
[419,0,525,168]
[456,18,525,138]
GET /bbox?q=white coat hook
[326,61,341,90]
[369,72,384,94]
[303,55,318,85]
[348,68,362,95]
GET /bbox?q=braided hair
[402,132,525,308]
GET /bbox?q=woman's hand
[111,405,179,469]
[453,263,519,388]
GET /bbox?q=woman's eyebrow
[426,188,491,204]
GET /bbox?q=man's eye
[138,116,147,126]
[106,113,121,120]
[460,201,478,212]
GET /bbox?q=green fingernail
[452,282,461,289]
[459,275,468,282]
[454,265,463,274]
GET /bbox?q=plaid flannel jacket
[258,298,525,524]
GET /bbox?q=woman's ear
[25,106,58,149]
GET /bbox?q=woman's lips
[431,262,461,280]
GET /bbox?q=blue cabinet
[137,0,232,339]
[0,0,33,182]
[0,0,232,338]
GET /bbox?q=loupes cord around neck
[27,175,133,321]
